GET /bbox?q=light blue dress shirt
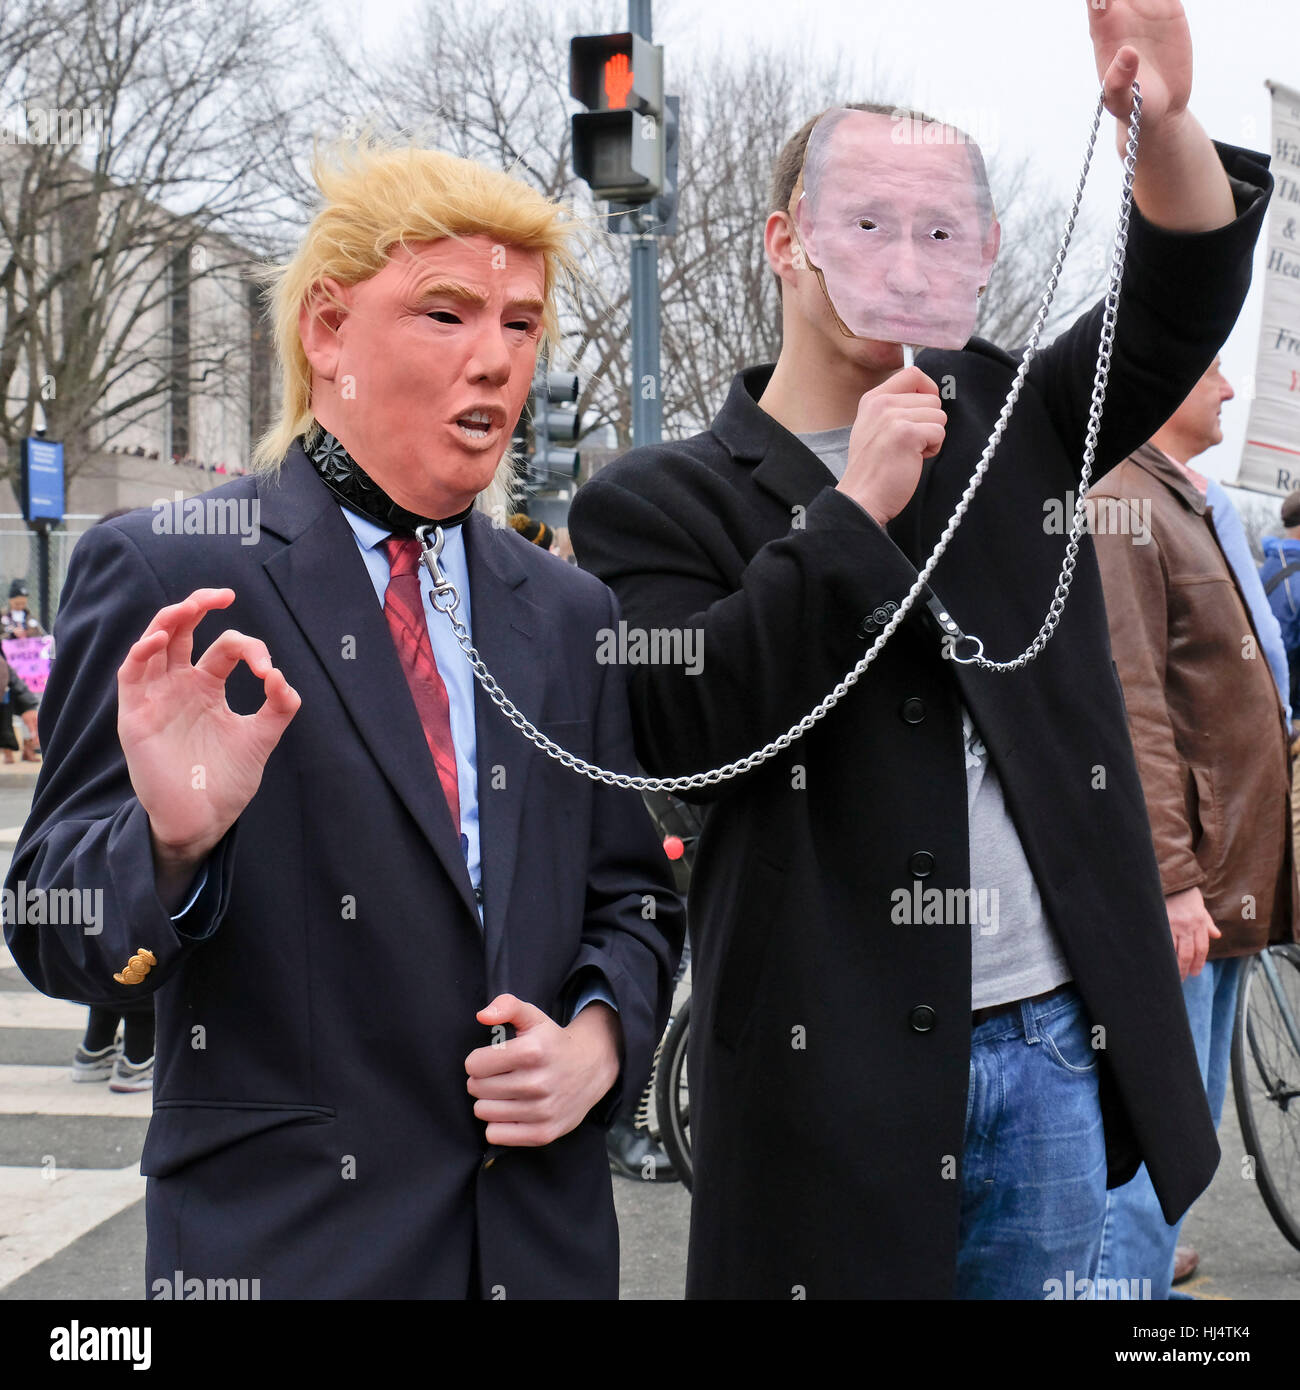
[337,504,481,895]
[1205,479,1292,724]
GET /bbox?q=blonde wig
[253,138,583,518]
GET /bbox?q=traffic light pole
[628,0,662,448]
[630,237,661,448]
[35,520,50,632]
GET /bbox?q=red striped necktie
[381,536,460,832]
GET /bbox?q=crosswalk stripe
[0,807,155,1295]
[0,1163,146,1291]
[0,994,93,1030]
[0,1064,152,1117]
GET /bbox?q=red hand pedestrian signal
[604,52,634,109]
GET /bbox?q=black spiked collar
[304,429,474,535]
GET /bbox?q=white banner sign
[1234,81,1300,496]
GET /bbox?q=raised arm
[1025,1,1271,476]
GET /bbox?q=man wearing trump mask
[571,0,1273,1299]
[6,141,684,1299]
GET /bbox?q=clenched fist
[465,994,622,1147]
[838,366,946,526]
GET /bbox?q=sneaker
[109,1054,154,1093]
[72,1042,119,1083]
[606,1116,677,1182]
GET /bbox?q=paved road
[0,773,1295,1300]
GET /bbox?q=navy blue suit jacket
[6,443,684,1298]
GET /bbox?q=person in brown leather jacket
[1091,356,1298,1298]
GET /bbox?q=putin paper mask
[794,109,1001,350]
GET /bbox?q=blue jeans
[1096,955,1243,1300]
[956,984,1109,1299]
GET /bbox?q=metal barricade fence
[0,516,101,629]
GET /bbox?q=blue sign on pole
[20,437,64,523]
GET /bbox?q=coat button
[908,850,935,877]
[857,601,898,640]
[910,1005,937,1033]
[900,697,926,724]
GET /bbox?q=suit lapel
[257,445,479,927]
[727,363,936,569]
[463,511,543,988]
[715,368,839,515]
[752,436,837,514]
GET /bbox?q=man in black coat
[5,145,683,1298]
[570,1,1271,1298]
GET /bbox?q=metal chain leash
[418,83,1141,793]
[939,82,1141,669]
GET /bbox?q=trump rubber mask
[793,109,1001,351]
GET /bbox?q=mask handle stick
[902,344,916,370]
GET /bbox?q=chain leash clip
[416,525,461,613]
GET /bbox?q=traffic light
[608,94,680,236]
[529,371,582,482]
[570,31,665,203]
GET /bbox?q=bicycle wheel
[654,995,692,1192]
[1232,943,1300,1251]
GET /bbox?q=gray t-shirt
[797,428,1073,1009]
[799,426,854,480]
[960,708,1072,1008]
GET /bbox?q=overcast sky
[368,0,1293,490]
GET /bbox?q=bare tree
[975,152,1109,351]
[0,0,309,480]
